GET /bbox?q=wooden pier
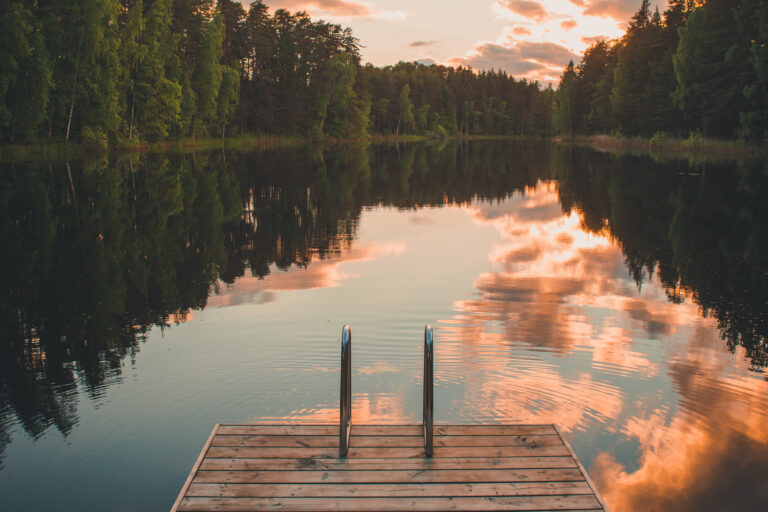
[172,326,608,511]
[171,423,608,511]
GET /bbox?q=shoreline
[4,133,764,163]
[558,134,767,158]
[0,134,543,162]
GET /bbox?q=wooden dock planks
[172,424,608,512]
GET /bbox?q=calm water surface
[1,142,767,511]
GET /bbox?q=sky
[259,0,668,83]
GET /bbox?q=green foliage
[397,84,415,136]
[556,0,767,143]
[682,130,704,150]
[0,3,53,142]
[0,0,553,145]
[81,126,109,153]
[649,131,672,147]
[554,61,577,137]
[673,0,749,138]
[192,14,225,136]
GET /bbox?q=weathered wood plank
[434,425,557,436]
[186,481,594,498]
[199,456,579,471]
[216,425,557,437]
[206,444,571,459]
[211,434,563,448]
[177,495,602,511]
[217,425,338,436]
[193,468,585,484]
[178,424,605,512]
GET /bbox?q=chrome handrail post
[423,324,434,457]
[339,325,352,457]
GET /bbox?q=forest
[0,0,554,147]
[554,0,768,142]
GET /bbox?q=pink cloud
[499,0,550,22]
[569,0,646,22]
[561,20,578,31]
[415,57,439,66]
[268,0,372,18]
[448,40,578,79]
[512,26,532,36]
[582,35,611,45]
[206,241,405,307]
[409,40,438,47]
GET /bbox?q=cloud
[561,19,578,31]
[448,43,547,75]
[267,0,405,20]
[206,241,406,307]
[498,0,550,22]
[415,57,439,66]
[592,327,768,511]
[512,27,532,36]
[409,41,437,47]
[582,35,610,45]
[569,0,643,22]
[447,40,578,80]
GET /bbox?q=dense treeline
[555,147,768,369]
[4,142,768,455]
[0,0,553,147]
[554,0,768,142]
[359,63,553,138]
[0,142,551,451]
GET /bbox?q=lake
[1,141,767,511]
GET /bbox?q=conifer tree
[673,0,749,137]
[554,61,577,138]
[0,2,53,141]
[397,84,415,137]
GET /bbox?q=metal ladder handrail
[423,324,434,457]
[338,324,434,458]
[339,325,352,457]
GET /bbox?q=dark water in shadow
[1,141,767,511]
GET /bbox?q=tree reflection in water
[0,141,766,473]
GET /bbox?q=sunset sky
[262,0,667,83]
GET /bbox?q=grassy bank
[115,134,307,153]
[1,133,545,162]
[565,133,766,157]
[0,143,83,163]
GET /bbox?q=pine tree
[611,0,655,135]
[397,83,415,137]
[0,2,53,141]
[192,12,224,136]
[736,0,768,141]
[554,61,577,138]
[673,0,749,137]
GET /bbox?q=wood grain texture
[177,495,603,511]
[174,423,606,511]
[215,425,557,436]
[193,468,585,484]
[206,444,572,459]
[198,456,579,471]
[210,434,564,448]
[186,481,594,498]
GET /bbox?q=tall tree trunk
[128,87,136,140]
[65,24,85,143]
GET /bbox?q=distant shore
[558,134,767,157]
[4,132,763,163]
[0,134,546,162]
